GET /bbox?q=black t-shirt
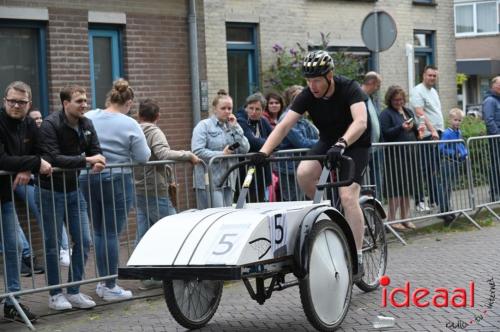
[291,75,371,148]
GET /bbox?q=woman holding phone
[379,85,419,230]
[192,89,250,208]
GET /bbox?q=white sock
[357,250,363,264]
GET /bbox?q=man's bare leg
[339,183,363,251]
[297,160,322,199]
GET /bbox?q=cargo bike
[118,155,387,331]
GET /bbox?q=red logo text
[380,275,475,308]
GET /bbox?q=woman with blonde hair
[192,89,250,208]
[80,78,150,300]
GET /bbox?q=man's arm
[40,120,87,168]
[341,101,368,146]
[260,110,301,155]
[483,97,499,135]
[414,106,438,138]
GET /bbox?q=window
[413,0,435,4]
[0,21,48,115]
[413,30,435,84]
[88,27,122,109]
[226,23,259,110]
[455,1,499,36]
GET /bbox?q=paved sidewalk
[2,223,499,332]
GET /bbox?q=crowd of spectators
[1,70,499,322]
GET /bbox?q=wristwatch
[336,137,348,148]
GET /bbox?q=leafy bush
[263,33,366,92]
[459,115,486,139]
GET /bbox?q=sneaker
[96,282,104,298]
[66,293,96,309]
[22,256,44,275]
[439,214,456,227]
[48,293,72,310]
[20,260,32,277]
[101,285,133,301]
[416,202,430,212]
[59,249,70,267]
[139,279,163,290]
[4,302,37,322]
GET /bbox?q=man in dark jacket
[35,85,105,311]
[483,76,500,201]
[0,81,52,322]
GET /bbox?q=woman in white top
[80,79,150,301]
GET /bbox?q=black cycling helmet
[302,50,334,78]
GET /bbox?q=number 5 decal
[274,214,284,244]
[212,233,238,255]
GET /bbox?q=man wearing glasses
[0,81,53,322]
[36,86,105,311]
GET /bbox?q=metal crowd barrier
[0,159,204,329]
[366,140,479,244]
[467,134,500,221]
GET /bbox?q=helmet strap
[321,74,331,99]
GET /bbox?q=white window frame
[454,1,499,37]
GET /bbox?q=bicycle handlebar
[217,154,355,190]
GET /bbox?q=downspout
[405,43,415,92]
[189,0,201,126]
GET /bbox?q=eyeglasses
[5,99,30,107]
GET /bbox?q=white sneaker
[66,293,96,309]
[101,285,133,301]
[416,202,431,212]
[48,293,72,310]
[60,249,70,267]
[96,282,104,298]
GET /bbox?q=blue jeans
[0,202,22,304]
[196,187,233,209]
[438,158,463,213]
[135,195,176,246]
[80,173,133,289]
[35,187,91,295]
[13,184,70,257]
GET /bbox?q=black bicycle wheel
[163,279,223,329]
[355,202,387,292]
[299,220,353,331]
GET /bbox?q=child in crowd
[438,108,468,226]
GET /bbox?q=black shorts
[307,140,369,185]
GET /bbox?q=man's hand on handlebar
[326,140,346,169]
[249,151,269,166]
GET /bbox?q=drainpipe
[405,43,415,92]
[189,0,201,126]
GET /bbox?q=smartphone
[405,118,414,124]
[228,142,240,151]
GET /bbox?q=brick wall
[5,0,198,254]
[46,8,91,109]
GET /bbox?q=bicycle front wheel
[164,279,223,329]
[299,220,353,331]
[355,202,387,292]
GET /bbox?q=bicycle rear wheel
[355,202,387,292]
